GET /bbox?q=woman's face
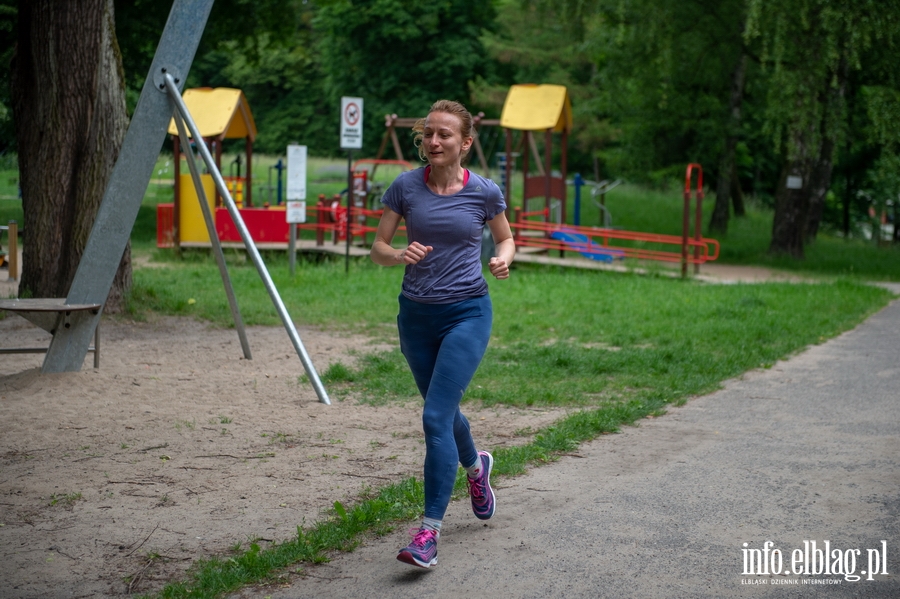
[422,111,472,167]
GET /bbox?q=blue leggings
[398,293,492,520]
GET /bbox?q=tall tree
[548,0,753,192]
[708,50,748,234]
[12,0,130,309]
[746,0,900,257]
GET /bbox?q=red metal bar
[694,175,704,275]
[513,206,522,243]
[683,163,703,277]
[544,129,552,225]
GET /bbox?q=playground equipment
[151,80,715,280]
[485,84,718,274]
[682,162,706,277]
[571,174,622,227]
[157,87,296,249]
[0,0,330,404]
[500,84,572,227]
[513,163,719,275]
[169,87,257,208]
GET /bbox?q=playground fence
[511,209,719,265]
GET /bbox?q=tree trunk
[730,162,745,216]
[894,200,899,243]
[805,57,847,242]
[709,150,734,234]
[11,0,130,312]
[709,53,747,234]
[770,158,812,259]
[842,152,852,238]
[804,134,835,241]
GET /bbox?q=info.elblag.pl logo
[741,540,889,583]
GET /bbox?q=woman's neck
[426,164,465,195]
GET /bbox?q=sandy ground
[0,259,882,598]
[0,308,570,598]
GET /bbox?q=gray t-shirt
[382,168,507,304]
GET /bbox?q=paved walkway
[234,293,900,599]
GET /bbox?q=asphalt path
[234,294,900,599]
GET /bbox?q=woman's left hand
[488,257,509,279]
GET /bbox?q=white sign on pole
[286,144,307,200]
[786,175,803,190]
[286,144,307,224]
[340,97,364,150]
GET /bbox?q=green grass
[0,154,23,230]
[326,267,890,409]
[133,257,885,410]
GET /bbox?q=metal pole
[289,224,296,276]
[694,182,704,275]
[345,150,352,274]
[276,159,284,205]
[682,165,693,278]
[93,323,100,369]
[172,111,252,359]
[166,74,331,405]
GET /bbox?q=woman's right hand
[400,241,433,264]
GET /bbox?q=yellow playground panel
[166,87,258,245]
[177,172,217,243]
[499,84,572,225]
[500,83,573,132]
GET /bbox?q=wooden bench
[0,299,101,368]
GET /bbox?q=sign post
[340,97,363,273]
[286,144,308,275]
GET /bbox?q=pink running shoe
[397,527,439,568]
[467,451,496,520]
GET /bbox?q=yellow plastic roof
[500,84,572,132]
[167,88,257,140]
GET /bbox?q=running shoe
[397,527,439,568]
[467,450,496,520]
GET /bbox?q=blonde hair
[412,99,476,163]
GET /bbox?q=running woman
[370,99,515,568]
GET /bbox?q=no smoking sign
[340,96,363,150]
